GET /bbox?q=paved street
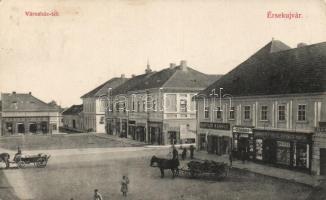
[0,134,313,200]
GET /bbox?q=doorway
[29,123,37,133]
[17,123,25,134]
[320,148,326,175]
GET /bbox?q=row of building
[1,39,325,175]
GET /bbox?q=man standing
[172,145,179,160]
[94,189,103,200]
[189,145,195,159]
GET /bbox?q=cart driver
[14,146,22,162]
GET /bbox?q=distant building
[196,40,326,174]
[62,104,84,131]
[0,92,60,135]
[81,76,128,133]
[107,61,220,145]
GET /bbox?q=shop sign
[200,122,230,130]
[254,131,309,141]
[233,126,253,134]
[316,127,326,132]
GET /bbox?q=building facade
[0,92,60,135]
[196,40,326,174]
[107,61,220,145]
[81,76,128,133]
[62,104,84,131]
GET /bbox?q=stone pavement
[194,150,320,187]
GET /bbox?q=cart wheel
[17,161,25,168]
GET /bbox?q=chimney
[297,43,307,48]
[131,74,136,78]
[12,91,16,94]
[121,74,125,79]
[169,63,176,69]
[28,92,32,95]
[180,60,187,71]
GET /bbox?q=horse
[0,153,10,169]
[150,156,179,178]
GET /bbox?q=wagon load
[179,160,229,179]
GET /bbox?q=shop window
[276,141,291,165]
[52,124,57,130]
[278,105,286,121]
[298,104,306,121]
[216,107,222,120]
[244,106,251,120]
[295,143,309,168]
[229,106,235,120]
[255,139,263,160]
[260,106,268,121]
[204,106,209,118]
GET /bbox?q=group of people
[69,176,130,200]
[171,144,195,160]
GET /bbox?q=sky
[1,0,326,107]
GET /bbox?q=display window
[276,141,291,165]
[296,143,309,169]
[255,139,263,160]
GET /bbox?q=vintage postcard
[0,0,326,199]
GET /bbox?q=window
[115,102,120,112]
[100,117,105,124]
[244,106,251,120]
[132,96,135,111]
[278,105,286,121]
[100,99,106,112]
[260,106,268,121]
[166,94,177,112]
[204,105,209,118]
[153,100,157,111]
[216,107,222,119]
[123,102,126,113]
[180,99,187,113]
[142,100,146,112]
[298,105,306,121]
[137,101,140,112]
[229,106,235,120]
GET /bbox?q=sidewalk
[93,133,146,146]
[194,151,320,187]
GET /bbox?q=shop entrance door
[263,139,276,164]
[320,148,326,175]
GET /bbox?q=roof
[199,40,326,97]
[125,64,220,92]
[111,72,156,95]
[81,77,128,98]
[1,93,59,112]
[62,104,83,115]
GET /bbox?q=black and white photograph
[0,0,326,199]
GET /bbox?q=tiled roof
[1,93,59,112]
[200,40,326,97]
[128,65,220,92]
[81,77,128,98]
[62,104,83,115]
[111,72,156,95]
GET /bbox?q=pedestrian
[181,148,187,160]
[229,152,233,168]
[172,145,179,160]
[189,145,195,159]
[241,149,245,164]
[93,189,103,200]
[121,175,129,197]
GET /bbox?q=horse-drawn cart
[11,153,51,168]
[179,160,229,179]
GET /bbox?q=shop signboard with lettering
[199,122,230,130]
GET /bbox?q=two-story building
[107,61,220,145]
[1,92,60,135]
[196,40,326,174]
[81,75,128,133]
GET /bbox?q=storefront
[254,129,312,172]
[199,122,231,156]
[128,120,136,139]
[148,122,163,145]
[135,123,146,142]
[232,126,254,160]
